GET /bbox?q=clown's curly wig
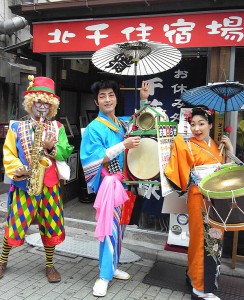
[23,92,59,118]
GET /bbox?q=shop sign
[33,11,244,53]
[214,112,225,142]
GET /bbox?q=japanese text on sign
[33,11,244,52]
[157,122,177,197]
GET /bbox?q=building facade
[1,0,244,253]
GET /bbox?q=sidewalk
[0,216,244,300]
[0,182,244,299]
[0,222,191,300]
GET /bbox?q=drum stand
[231,231,244,269]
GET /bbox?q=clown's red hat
[24,75,60,100]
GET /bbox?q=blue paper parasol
[181,81,244,114]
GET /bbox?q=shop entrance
[50,50,208,235]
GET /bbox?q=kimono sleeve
[164,134,194,193]
[80,124,106,194]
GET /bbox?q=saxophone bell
[40,157,52,168]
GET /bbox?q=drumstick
[219,126,232,156]
[226,150,244,165]
[120,88,141,90]
[219,143,225,156]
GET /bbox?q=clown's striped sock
[44,245,55,267]
[0,236,12,264]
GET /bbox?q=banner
[214,112,225,143]
[124,57,207,122]
[33,11,244,52]
[178,107,193,137]
[157,121,177,197]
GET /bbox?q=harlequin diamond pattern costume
[0,76,74,282]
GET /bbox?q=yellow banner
[214,112,224,143]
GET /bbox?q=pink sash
[94,168,128,242]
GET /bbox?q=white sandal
[192,291,220,300]
[113,269,130,280]
[93,278,108,297]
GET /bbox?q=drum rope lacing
[204,189,244,230]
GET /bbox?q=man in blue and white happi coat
[80,80,150,297]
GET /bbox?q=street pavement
[0,182,243,300]
[0,220,191,300]
[0,214,243,300]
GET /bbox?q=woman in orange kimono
[165,106,234,300]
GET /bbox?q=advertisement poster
[178,107,193,137]
[157,121,177,197]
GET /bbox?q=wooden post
[209,47,231,83]
[231,231,239,269]
[209,47,231,145]
[231,231,244,269]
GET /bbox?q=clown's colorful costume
[0,76,74,283]
[3,119,73,246]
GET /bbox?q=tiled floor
[0,192,8,213]
[0,181,9,194]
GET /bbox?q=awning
[4,39,31,54]
[4,38,45,64]
[0,60,20,84]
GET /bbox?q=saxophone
[27,116,52,196]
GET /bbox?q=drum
[126,137,159,181]
[136,106,168,130]
[199,165,244,231]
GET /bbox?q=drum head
[200,165,244,199]
[127,137,159,180]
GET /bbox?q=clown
[0,76,74,283]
